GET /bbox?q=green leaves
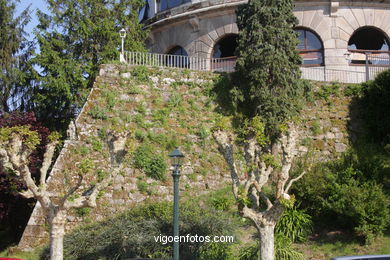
[234,0,309,140]
[0,126,40,150]
[0,0,34,113]
[33,0,149,131]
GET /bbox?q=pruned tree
[0,112,50,242]
[0,126,128,260]
[213,119,308,260]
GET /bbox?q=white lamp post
[119,28,127,63]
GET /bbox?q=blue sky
[16,0,49,40]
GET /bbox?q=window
[295,28,324,66]
[159,0,191,12]
[348,27,390,65]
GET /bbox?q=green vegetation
[32,0,148,131]
[133,144,167,181]
[234,0,309,139]
[0,0,33,114]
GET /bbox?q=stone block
[335,142,348,153]
[338,7,359,30]
[310,11,327,31]
[326,132,336,139]
[302,9,316,28]
[294,10,304,24]
[363,8,374,25]
[216,26,225,38]
[336,17,354,36]
[208,30,218,41]
[374,9,386,28]
[351,8,366,27]
[331,27,340,39]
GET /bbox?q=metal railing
[121,51,390,83]
[123,51,209,71]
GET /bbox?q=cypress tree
[234,0,306,140]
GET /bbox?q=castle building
[140,0,390,81]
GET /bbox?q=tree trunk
[258,224,275,260]
[49,210,66,260]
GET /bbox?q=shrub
[133,144,167,180]
[57,200,235,260]
[361,69,390,144]
[275,208,312,242]
[198,242,234,260]
[292,151,390,244]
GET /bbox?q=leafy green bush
[275,208,312,242]
[275,234,304,260]
[56,200,235,260]
[292,151,390,244]
[361,69,390,145]
[133,144,167,180]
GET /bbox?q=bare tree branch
[285,171,306,194]
[40,141,58,189]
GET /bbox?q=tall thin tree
[0,0,34,113]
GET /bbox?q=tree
[0,112,50,244]
[213,0,310,259]
[32,0,149,131]
[233,0,304,140]
[0,126,128,260]
[0,0,34,113]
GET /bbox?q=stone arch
[295,26,324,66]
[196,22,238,60]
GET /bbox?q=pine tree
[0,0,34,113]
[234,0,305,140]
[33,0,148,130]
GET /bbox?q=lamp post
[168,148,184,260]
[119,28,127,62]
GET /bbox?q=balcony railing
[121,51,390,83]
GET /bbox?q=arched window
[295,28,324,66]
[348,27,390,65]
[212,34,238,58]
[166,46,189,68]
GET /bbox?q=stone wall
[17,65,230,250]
[17,66,360,250]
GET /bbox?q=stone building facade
[143,0,390,75]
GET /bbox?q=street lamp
[119,28,127,62]
[168,148,184,260]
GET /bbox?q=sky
[16,0,49,41]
